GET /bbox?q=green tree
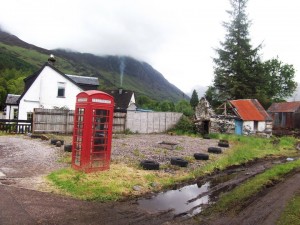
[262,58,297,102]
[190,89,199,109]
[175,100,194,117]
[212,0,263,102]
[208,0,297,108]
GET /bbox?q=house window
[13,108,18,119]
[27,112,33,121]
[57,82,66,97]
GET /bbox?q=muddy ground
[0,135,299,225]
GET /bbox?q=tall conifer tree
[209,0,297,107]
[213,0,263,101]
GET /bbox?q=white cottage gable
[17,63,99,120]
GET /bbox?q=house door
[235,120,243,135]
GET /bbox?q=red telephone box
[72,90,114,173]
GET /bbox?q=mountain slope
[0,29,188,102]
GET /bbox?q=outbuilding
[267,101,300,129]
[229,99,273,136]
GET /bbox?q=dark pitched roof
[267,101,300,113]
[104,89,134,110]
[18,62,99,103]
[66,74,99,86]
[229,99,272,121]
[5,94,20,105]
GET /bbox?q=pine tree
[209,0,297,107]
[212,0,263,101]
[190,89,199,109]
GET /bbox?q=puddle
[138,172,245,217]
[138,182,211,217]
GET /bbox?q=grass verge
[47,134,299,201]
[277,190,300,225]
[203,159,300,215]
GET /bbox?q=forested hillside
[0,29,188,110]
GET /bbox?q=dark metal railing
[0,119,32,134]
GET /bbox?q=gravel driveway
[0,134,221,190]
[112,134,219,169]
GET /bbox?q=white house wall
[5,105,19,120]
[258,121,266,132]
[18,66,83,120]
[243,121,266,134]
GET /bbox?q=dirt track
[212,172,300,225]
[0,135,300,225]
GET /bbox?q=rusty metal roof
[267,101,300,113]
[229,99,272,121]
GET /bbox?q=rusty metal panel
[268,102,300,113]
[229,99,271,121]
[295,113,300,129]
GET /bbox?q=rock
[150,182,158,187]
[133,185,142,191]
[56,141,62,147]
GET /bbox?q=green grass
[47,134,299,201]
[277,191,300,225]
[193,134,297,177]
[206,159,300,214]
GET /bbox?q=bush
[172,115,195,134]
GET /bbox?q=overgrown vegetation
[47,134,298,201]
[169,115,196,135]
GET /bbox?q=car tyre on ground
[170,157,188,167]
[208,147,222,154]
[64,144,72,152]
[50,139,64,145]
[194,153,209,160]
[218,141,229,148]
[140,160,160,170]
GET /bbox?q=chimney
[48,54,56,66]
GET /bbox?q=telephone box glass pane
[91,109,109,165]
[74,108,84,166]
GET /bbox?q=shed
[229,99,273,135]
[267,101,300,129]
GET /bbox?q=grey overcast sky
[0,0,300,98]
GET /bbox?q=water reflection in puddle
[138,182,210,216]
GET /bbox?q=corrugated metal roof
[267,101,300,113]
[229,99,272,121]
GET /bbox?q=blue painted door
[235,120,243,135]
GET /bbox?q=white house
[8,62,99,120]
[5,94,21,119]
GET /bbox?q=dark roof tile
[5,94,21,105]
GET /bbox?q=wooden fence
[33,108,74,134]
[32,108,182,134]
[0,119,32,134]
